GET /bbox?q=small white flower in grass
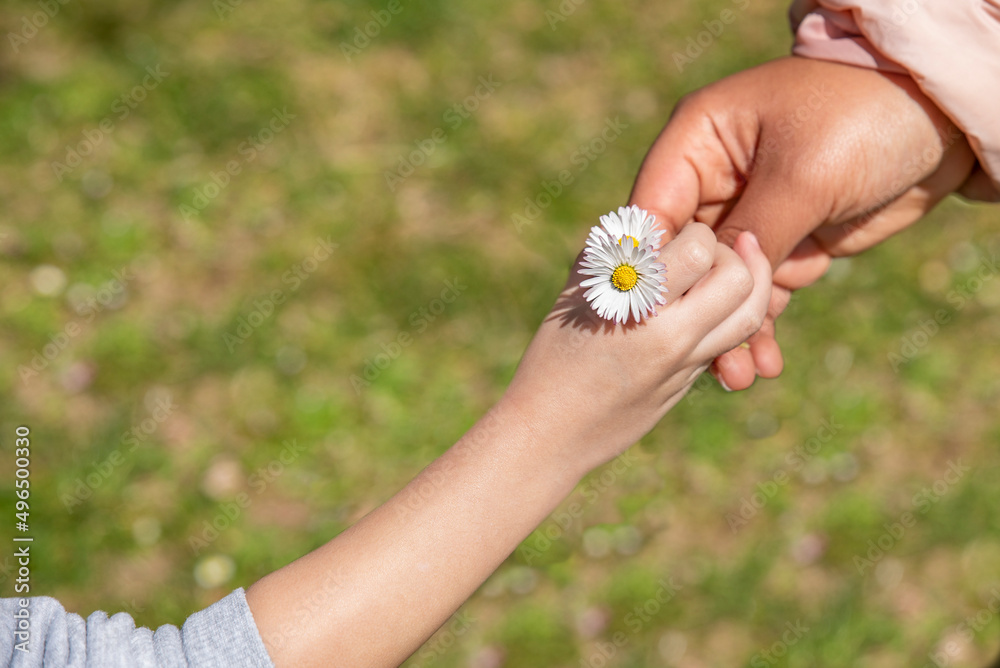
[585,205,665,255]
[579,232,667,324]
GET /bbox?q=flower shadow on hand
[545,251,647,336]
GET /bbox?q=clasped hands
[505,55,979,475]
[630,56,978,391]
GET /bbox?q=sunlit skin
[246,229,772,668]
[248,57,980,668]
[630,56,978,391]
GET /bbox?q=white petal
[580,276,607,288]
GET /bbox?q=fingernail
[745,231,761,250]
[709,368,734,392]
[739,342,751,350]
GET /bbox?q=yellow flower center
[611,264,639,291]
[618,235,639,248]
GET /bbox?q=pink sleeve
[789,0,1000,200]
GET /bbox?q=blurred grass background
[1,0,999,666]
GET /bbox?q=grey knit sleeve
[1,588,274,667]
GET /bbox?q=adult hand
[630,56,978,390]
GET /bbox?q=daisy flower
[579,230,667,324]
[585,205,665,255]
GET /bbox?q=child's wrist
[479,392,592,492]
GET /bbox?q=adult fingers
[812,134,975,257]
[711,287,790,391]
[772,237,832,290]
[711,166,825,270]
[958,168,1000,203]
[711,345,755,391]
[709,213,825,391]
[813,182,959,258]
[749,285,792,379]
[629,95,735,240]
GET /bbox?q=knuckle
[672,91,701,117]
[676,238,713,276]
[673,88,713,118]
[726,264,755,299]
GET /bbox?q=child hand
[502,224,771,476]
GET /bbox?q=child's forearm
[246,226,773,667]
[245,397,584,668]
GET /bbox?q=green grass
[2,0,999,666]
